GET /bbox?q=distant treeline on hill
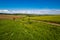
[0,13,12,15]
[0,13,60,16]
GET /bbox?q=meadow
[0,15,60,40]
[30,15,60,24]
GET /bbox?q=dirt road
[31,20,60,26]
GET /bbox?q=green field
[0,15,60,40]
[30,15,60,24]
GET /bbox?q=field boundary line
[31,20,60,26]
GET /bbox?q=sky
[0,0,60,14]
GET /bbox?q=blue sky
[0,0,60,14]
[0,0,60,10]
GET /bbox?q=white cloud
[0,10,10,13]
[0,9,60,14]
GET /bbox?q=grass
[0,17,60,40]
[30,15,60,24]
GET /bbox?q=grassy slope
[30,15,60,24]
[0,18,60,40]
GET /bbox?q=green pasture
[30,15,60,24]
[0,16,60,40]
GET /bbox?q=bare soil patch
[0,15,21,20]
